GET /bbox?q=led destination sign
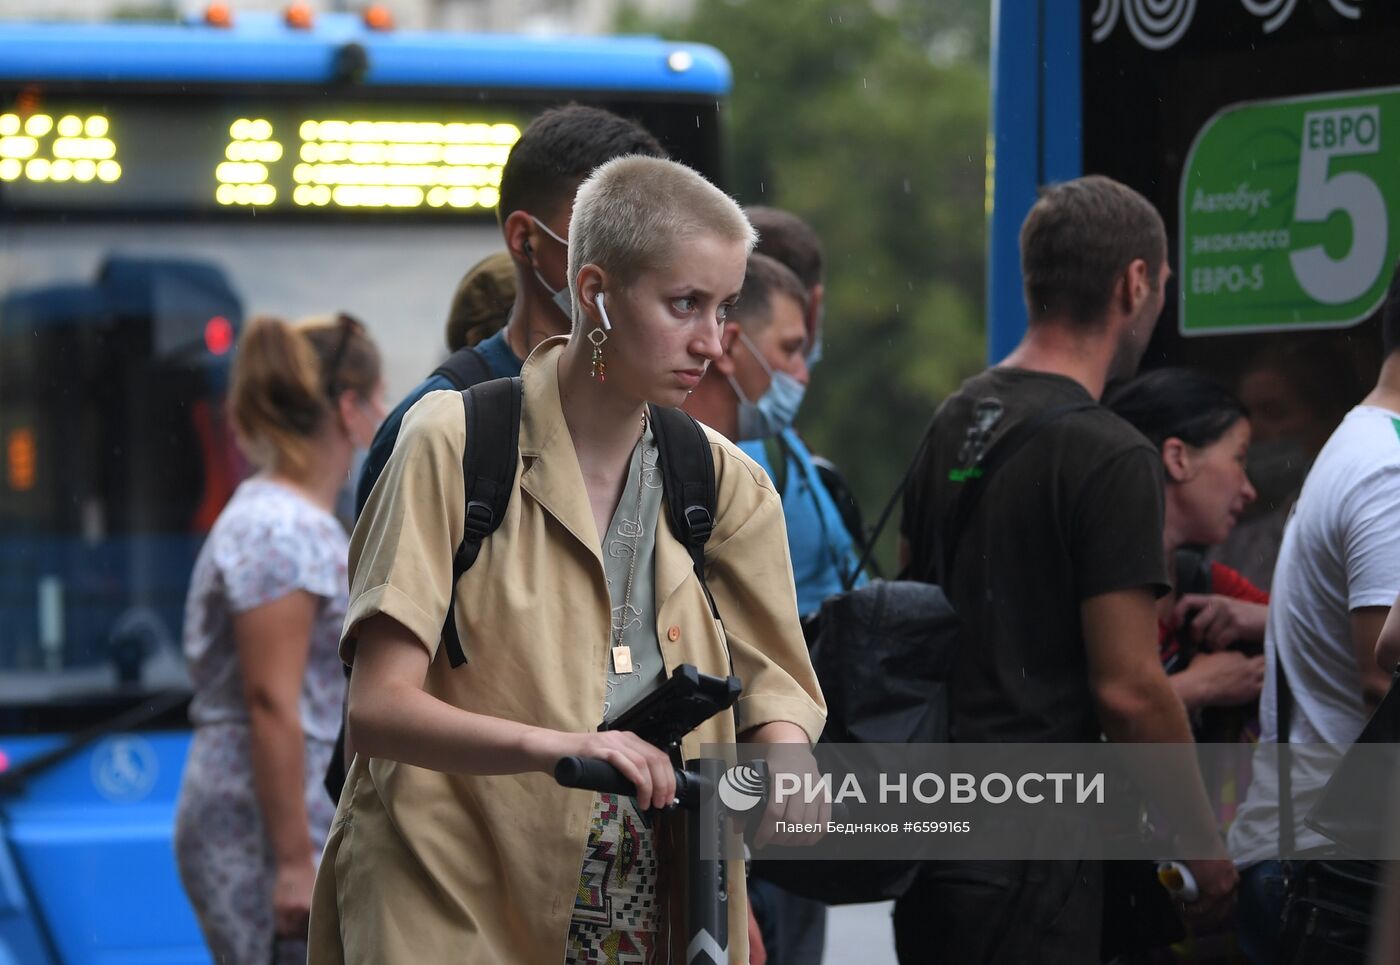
[0,96,524,216]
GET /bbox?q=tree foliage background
[622,0,991,566]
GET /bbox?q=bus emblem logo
[91,736,159,803]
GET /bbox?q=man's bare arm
[1352,607,1394,713]
[1083,588,1237,917]
[1085,589,1197,742]
[1372,595,1400,675]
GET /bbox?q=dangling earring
[589,327,608,381]
[590,291,613,381]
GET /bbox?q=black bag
[324,378,720,799]
[813,401,1093,745]
[1304,670,1400,857]
[1098,859,1187,960]
[1275,661,1396,961]
[1278,859,1383,964]
[753,402,1093,905]
[809,580,958,746]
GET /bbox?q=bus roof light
[203,3,233,28]
[363,5,394,31]
[285,3,315,30]
[666,50,694,74]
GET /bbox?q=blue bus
[988,2,1396,381]
[0,12,729,963]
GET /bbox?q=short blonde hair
[566,155,756,325]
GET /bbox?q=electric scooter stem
[554,755,739,965]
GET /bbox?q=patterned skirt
[565,793,661,964]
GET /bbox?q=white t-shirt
[1230,405,1400,866]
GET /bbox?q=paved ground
[821,901,897,964]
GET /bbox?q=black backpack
[325,372,719,799]
[327,345,499,800]
[438,376,721,666]
[432,343,495,391]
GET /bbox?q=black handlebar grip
[554,756,639,796]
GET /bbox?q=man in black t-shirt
[895,175,1238,963]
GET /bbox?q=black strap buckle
[463,499,496,540]
[682,504,713,544]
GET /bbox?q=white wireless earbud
[594,291,612,331]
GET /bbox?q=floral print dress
[174,479,348,965]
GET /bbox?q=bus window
[1077,3,1400,386]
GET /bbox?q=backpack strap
[811,455,866,543]
[1166,548,1213,674]
[933,400,1096,585]
[432,345,493,391]
[761,434,790,496]
[441,376,522,668]
[1174,548,1213,598]
[647,404,719,617]
[326,352,505,802]
[1277,640,1297,859]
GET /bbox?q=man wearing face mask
[687,252,866,616]
[746,207,875,581]
[351,105,667,517]
[685,252,864,965]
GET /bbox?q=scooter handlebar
[554,756,704,809]
[554,756,848,825]
[554,756,647,796]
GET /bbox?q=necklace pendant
[611,645,633,674]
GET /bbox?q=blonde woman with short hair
[175,313,384,964]
[310,157,827,964]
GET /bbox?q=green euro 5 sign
[1180,88,1399,335]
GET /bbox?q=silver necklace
[611,412,647,675]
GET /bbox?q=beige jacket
[308,338,826,964]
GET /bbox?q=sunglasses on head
[324,312,365,399]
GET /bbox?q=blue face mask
[528,215,572,320]
[727,330,807,440]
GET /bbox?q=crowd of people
[168,103,1399,965]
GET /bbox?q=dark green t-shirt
[901,367,1169,743]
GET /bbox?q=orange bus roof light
[285,3,315,30]
[203,3,233,28]
[363,5,394,31]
